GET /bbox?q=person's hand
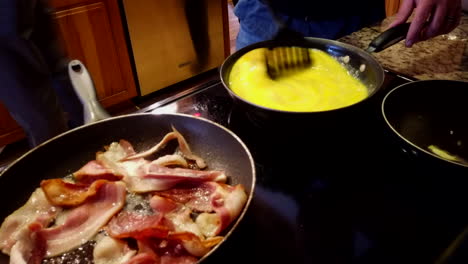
[389,0,462,47]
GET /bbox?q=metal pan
[0,61,256,263]
[381,79,468,170]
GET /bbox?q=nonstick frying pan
[0,61,256,263]
[382,80,468,169]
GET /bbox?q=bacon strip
[127,238,198,264]
[156,182,248,235]
[40,181,126,257]
[167,232,223,257]
[145,163,225,182]
[93,236,136,264]
[97,142,226,193]
[9,222,46,264]
[121,127,206,169]
[73,160,122,184]
[209,183,247,233]
[0,188,60,255]
[107,211,168,240]
[40,179,108,207]
[153,154,188,168]
[149,196,223,257]
[126,239,159,264]
[124,165,226,193]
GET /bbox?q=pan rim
[381,79,468,168]
[0,112,257,263]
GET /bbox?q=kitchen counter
[339,13,468,81]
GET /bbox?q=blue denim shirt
[234,0,385,50]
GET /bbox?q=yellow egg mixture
[228,48,368,112]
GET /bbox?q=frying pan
[382,79,468,170]
[219,23,412,127]
[0,61,256,263]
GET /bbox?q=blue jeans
[234,0,385,50]
[0,0,83,146]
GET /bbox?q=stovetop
[141,71,468,263]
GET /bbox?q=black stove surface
[145,72,468,264]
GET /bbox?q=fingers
[423,3,447,40]
[389,0,416,28]
[405,1,434,47]
[441,3,462,34]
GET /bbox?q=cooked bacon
[121,127,206,169]
[110,194,221,258]
[146,163,226,182]
[107,211,168,239]
[164,207,203,238]
[9,222,46,264]
[97,142,226,193]
[149,196,179,214]
[156,182,247,235]
[0,188,60,255]
[128,239,198,264]
[155,183,217,212]
[40,179,108,207]
[73,160,122,184]
[149,196,222,256]
[167,232,223,257]
[160,255,198,264]
[3,128,248,263]
[194,213,221,238]
[208,183,247,233]
[40,181,126,257]
[124,165,226,193]
[126,252,159,264]
[93,236,136,264]
[126,239,159,264]
[153,154,188,168]
[119,139,137,156]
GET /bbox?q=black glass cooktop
[141,71,468,264]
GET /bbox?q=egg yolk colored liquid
[228,48,368,112]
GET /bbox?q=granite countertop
[339,13,468,81]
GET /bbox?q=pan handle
[68,60,111,124]
[366,22,411,53]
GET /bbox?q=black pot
[219,38,386,155]
[220,38,384,121]
[219,23,415,131]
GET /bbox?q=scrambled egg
[228,48,368,112]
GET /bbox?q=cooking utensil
[265,46,312,79]
[262,0,311,79]
[381,79,468,170]
[0,60,256,264]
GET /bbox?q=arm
[389,0,462,47]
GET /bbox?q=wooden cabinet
[50,0,137,108]
[0,0,137,147]
[385,0,402,17]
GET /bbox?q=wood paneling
[123,0,227,96]
[50,0,99,10]
[386,0,402,17]
[53,0,137,107]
